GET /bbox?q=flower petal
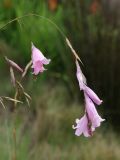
[84,85,103,105]
[76,60,86,90]
[73,115,91,137]
[84,93,105,128]
[31,43,45,62]
[41,58,51,65]
[31,42,51,75]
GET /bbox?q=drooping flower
[76,60,102,105]
[73,60,105,137]
[72,114,95,137]
[76,60,86,90]
[84,85,103,105]
[84,93,105,128]
[31,42,51,75]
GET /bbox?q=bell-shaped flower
[84,93,105,128]
[72,115,94,137]
[76,60,86,90]
[31,42,51,75]
[74,60,105,137]
[84,85,103,105]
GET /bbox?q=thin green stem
[0,13,82,63]
[0,13,66,38]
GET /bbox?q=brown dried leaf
[2,96,23,103]
[5,56,23,73]
[25,97,30,107]
[0,98,6,109]
[22,60,32,78]
[14,90,18,107]
[10,67,16,87]
[16,81,24,91]
[24,92,31,100]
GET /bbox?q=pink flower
[76,60,102,105]
[84,85,103,105]
[84,93,105,128]
[72,115,94,137]
[73,60,105,137]
[76,60,86,90]
[31,42,51,75]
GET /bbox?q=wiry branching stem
[0,13,82,63]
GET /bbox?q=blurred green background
[0,0,120,159]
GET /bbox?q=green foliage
[1,0,120,125]
[0,0,77,99]
[0,0,70,72]
[0,84,119,160]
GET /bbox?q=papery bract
[31,43,51,75]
